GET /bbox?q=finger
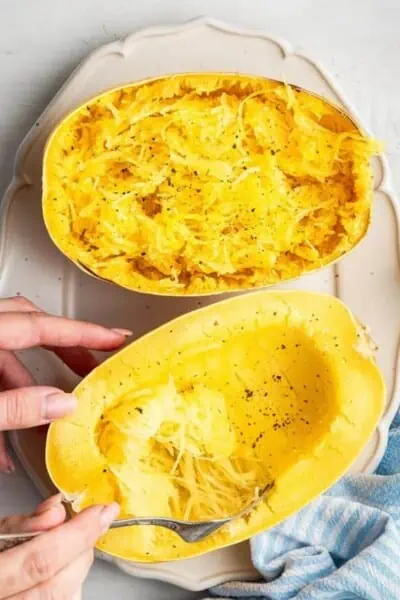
[0,307,102,380]
[0,494,66,534]
[0,312,131,351]
[0,351,35,472]
[0,350,35,390]
[8,550,93,600]
[0,296,99,378]
[0,386,77,431]
[0,503,119,598]
[0,299,113,376]
[0,297,130,376]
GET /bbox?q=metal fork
[0,482,274,550]
[109,481,274,542]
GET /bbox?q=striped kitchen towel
[206,410,400,600]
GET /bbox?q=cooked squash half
[42,73,381,296]
[46,291,385,562]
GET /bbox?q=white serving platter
[2,17,400,592]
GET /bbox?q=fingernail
[43,393,77,420]
[110,328,133,337]
[100,502,120,534]
[5,457,15,474]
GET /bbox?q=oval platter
[3,17,400,591]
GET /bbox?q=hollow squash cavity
[46,291,385,562]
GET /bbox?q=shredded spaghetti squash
[95,378,271,522]
[42,74,381,295]
[46,291,385,562]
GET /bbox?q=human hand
[0,295,131,472]
[0,493,119,598]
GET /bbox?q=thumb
[0,494,66,534]
[0,386,76,431]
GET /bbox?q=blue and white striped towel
[207,410,400,600]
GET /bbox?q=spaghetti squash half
[42,73,381,296]
[46,291,385,562]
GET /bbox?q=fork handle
[0,517,227,551]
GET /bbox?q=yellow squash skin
[42,73,381,296]
[46,291,385,562]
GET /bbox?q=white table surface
[0,1,399,598]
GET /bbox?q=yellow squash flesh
[46,291,385,562]
[42,73,381,296]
